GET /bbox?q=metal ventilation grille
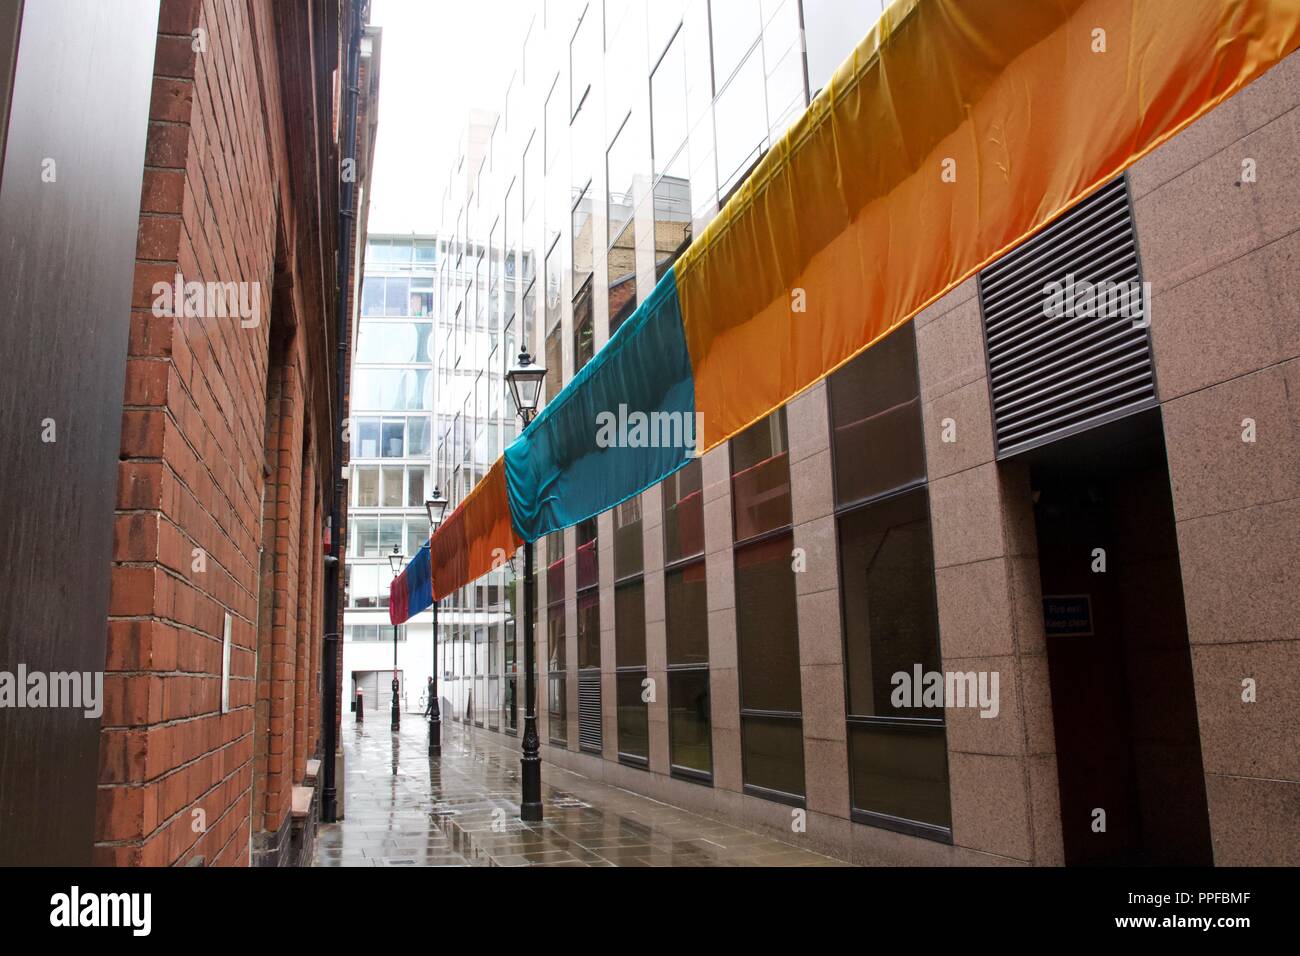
[978,175,1156,458]
[578,672,602,753]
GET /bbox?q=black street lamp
[424,488,449,756]
[387,544,405,732]
[506,347,546,823]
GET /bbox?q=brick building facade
[0,0,376,866]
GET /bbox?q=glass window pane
[838,488,940,718]
[741,714,805,797]
[381,419,404,457]
[351,564,380,608]
[651,29,689,179]
[546,531,566,604]
[384,277,410,315]
[548,675,567,745]
[731,409,791,542]
[362,277,385,316]
[714,46,767,198]
[663,457,704,562]
[354,419,380,459]
[354,466,379,507]
[849,722,951,828]
[544,321,563,407]
[828,323,924,507]
[606,114,638,256]
[381,466,404,507]
[735,532,801,713]
[668,669,712,775]
[407,466,427,508]
[573,282,594,374]
[617,671,650,761]
[709,0,762,89]
[408,416,431,457]
[577,590,600,669]
[406,517,430,558]
[353,517,379,558]
[665,560,708,665]
[614,579,646,669]
[378,517,403,557]
[547,605,566,670]
[575,517,598,591]
[653,173,692,281]
[803,0,887,96]
[571,185,593,292]
[613,498,643,579]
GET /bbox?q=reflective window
[607,114,639,335]
[735,530,804,798]
[569,4,595,119]
[668,668,712,776]
[663,458,704,562]
[651,27,689,180]
[803,0,888,97]
[544,74,563,174]
[730,409,791,542]
[614,579,646,670]
[613,497,643,580]
[838,487,950,830]
[545,318,564,407]
[577,590,600,670]
[571,184,593,293]
[617,671,649,762]
[351,369,433,411]
[714,46,767,198]
[355,322,434,364]
[573,281,594,374]
[665,561,708,666]
[709,0,762,90]
[829,323,924,507]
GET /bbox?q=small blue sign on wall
[1043,594,1093,637]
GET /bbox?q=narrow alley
[314,719,851,868]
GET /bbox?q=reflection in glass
[731,409,791,542]
[829,323,924,507]
[668,668,712,775]
[617,671,649,762]
[735,532,801,714]
[714,48,767,198]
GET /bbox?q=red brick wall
[97,0,337,867]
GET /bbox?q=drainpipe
[323,0,363,825]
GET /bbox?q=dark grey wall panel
[0,0,22,182]
[0,0,159,866]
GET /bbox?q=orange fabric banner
[429,456,521,601]
[676,0,1300,450]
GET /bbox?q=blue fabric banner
[503,266,697,542]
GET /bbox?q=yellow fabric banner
[676,0,1300,450]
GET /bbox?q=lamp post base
[520,736,543,822]
[391,703,400,733]
[428,714,441,756]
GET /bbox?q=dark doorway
[1028,408,1212,865]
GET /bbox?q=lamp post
[506,347,546,823]
[387,544,405,733]
[424,488,449,756]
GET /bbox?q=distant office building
[343,235,443,717]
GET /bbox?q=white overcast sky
[366,0,533,235]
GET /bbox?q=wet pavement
[313,716,852,867]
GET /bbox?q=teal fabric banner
[503,267,697,542]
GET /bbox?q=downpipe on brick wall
[322,0,364,825]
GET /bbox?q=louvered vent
[578,671,602,753]
[978,175,1156,458]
